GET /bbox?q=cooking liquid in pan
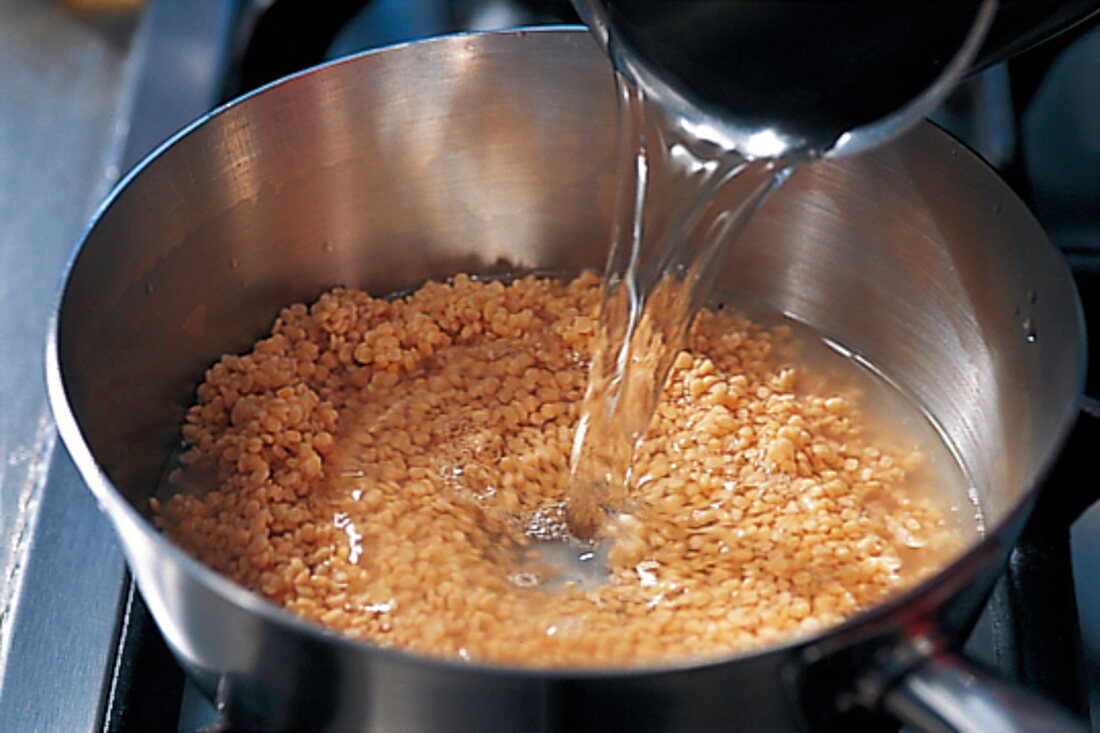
[564,72,790,541]
[527,289,982,598]
[155,270,980,666]
[564,0,993,540]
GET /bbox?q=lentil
[156,272,966,667]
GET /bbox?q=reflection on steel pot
[47,29,1087,732]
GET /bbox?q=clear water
[565,71,790,539]
[560,1,993,541]
[721,294,982,542]
[526,289,981,596]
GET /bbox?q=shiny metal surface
[0,2,142,728]
[47,28,1086,731]
[0,0,234,728]
[570,0,997,162]
[0,0,133,608]
[884,650,1088,733]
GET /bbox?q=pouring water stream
[558,0,999,546]
[565,73,789,540]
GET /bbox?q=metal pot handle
[882,643,1089,733]
[798,400,1100,732]
[875,398,1100,733]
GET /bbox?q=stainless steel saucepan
[47,29,1089,732]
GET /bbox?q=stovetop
[1,1,1098,730]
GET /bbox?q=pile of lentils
[154,271,963,666]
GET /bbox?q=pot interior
[53,27,1083,650]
